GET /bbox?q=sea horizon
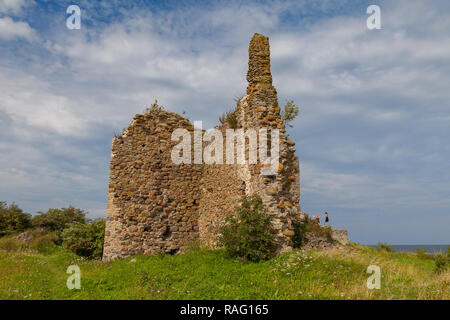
[366,244,449,254]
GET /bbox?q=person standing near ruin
[324,212,329,227]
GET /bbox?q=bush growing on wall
[144,99,165,114]
[219,110,238,129]
[0,201,32,236]
[61,218,105,259]
[218,196,276,262]
[281,100,299,128]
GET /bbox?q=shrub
[29,232,59,253]
[446,245,450,259]
[293,222,308,248]
[144,100,165,114]
[219,196,276,262]
[376,242,393,252]
[281,100,299,128]
[434,253,448,273]
[32,206,86,233]
[0,201,32,236]
[416,248,433,260]
[61,219,105,259]
[219,110,238,129]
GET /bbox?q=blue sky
[1,0,449,244]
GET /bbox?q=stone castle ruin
[103,33,305,261]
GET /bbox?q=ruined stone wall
[199,34,301,253]
[243,34,301,252]
[103,33,302,260]
[198,126,246,247]
[103,112,202,261]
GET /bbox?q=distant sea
[368,244,449,254]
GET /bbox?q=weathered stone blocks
[103,33,302,260]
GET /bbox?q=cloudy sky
[1,0,449,244]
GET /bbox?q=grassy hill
[0,243,448,300]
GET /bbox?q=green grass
[0,243,448,300]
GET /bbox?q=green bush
[376,242,393,252]
[61,219,105,259]
[219,196,276,262]
[293,222,308,248]
[446,246,450,259]
[29,232,59,253]
[434,253,448,273]
[0,201,32,236]
[281,100,299,128]
[32,206,86,232]
[416,248,433,260]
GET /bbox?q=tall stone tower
[198,33,301,253]
[103,33,301,261]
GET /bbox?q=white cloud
[0,16,35,40]
[1,0,450,242]
[0,68,89,136]
[0,0,32,15]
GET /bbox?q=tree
[0,201,32,236]
[32,206,86,232]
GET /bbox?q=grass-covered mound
[0,243,448,300]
